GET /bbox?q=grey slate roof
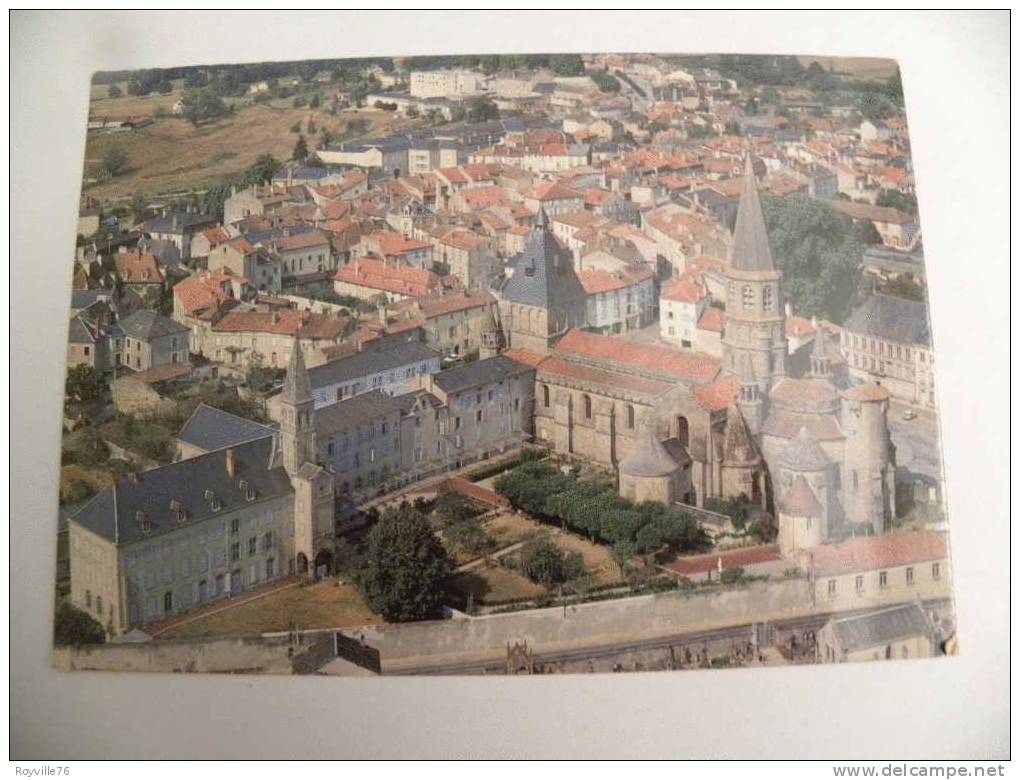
[69,437,292,546]
[68,314,99,344]
[619,421,679,478]
[142,212,216,235]
[842,294,930,346]
[71,290,111,311]
[730,155,775,272]
[282,341,313,405]
[307,341,439,390]
[177,403,274,453]
[500,216,588,309]
[829,604,934,653]
[777,427,830,472]
[432,355,532,395]
[315,389,407,435]
[119,309,189,341]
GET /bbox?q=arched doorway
[674,415,689,448]
[314,549,333,580]
[296,553,309,575]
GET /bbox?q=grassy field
[446,564,548,606]
[551,531,625,587]
[161,580,383,639]
[83,95,411,201]
[480,512,548,548]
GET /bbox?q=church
[501,156,897,557]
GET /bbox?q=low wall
[52,633,333,675]
[354,578,816,670]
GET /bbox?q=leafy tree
[156,79,173,94]
[549,53,585,76]
[54,602,106,645]
[445,522,494,557]
[66,364,104,403]
[590,69,621,93]
[107,84,122,98]
[433,488,484,527]
[304,153,324,167]
[519,540,565,585]
[292,134,309,163]
[129,192,150,225]
[876,188,918,215]
[100,146,130,179]
[181,87,229,126]
[760,193,867,322]
[356,504,451,621]
[242,153,281,186]
[63,479,96,505]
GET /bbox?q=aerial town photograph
[53,49,956,677]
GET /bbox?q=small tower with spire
[279,339,316,476]
[722,154,788,401]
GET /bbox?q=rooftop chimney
[225,448,237,477]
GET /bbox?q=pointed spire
[730,154,775,272]
[282,338,312,405]
[619,416,679,478]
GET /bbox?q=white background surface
[9,10,1011,759]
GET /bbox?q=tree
[876,188,918,215]
[356,505,451,621]
[65,364,104,403]
[445,522,493,557]
[309,93,320,109]
[100,146,130,179]
[107,84,122,98]
[292,134,309,163]
[54,602,106,645]
[549,53,585,76]
[590,69,621,93]
[181,87,229,126]
[130,191,150,225]
[241,153,281,186]
[519,540,565,585]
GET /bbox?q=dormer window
[136,510,152,535]
[204,489,221,512]
[240,480,256,501]
[170,499,187,524]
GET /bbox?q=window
[262,531,273,552]
[742,285,754,311]
[855,575,864,593]
[626,404,635,430]
[827,580,836,597]
[932,562,941,580]
[230,518,239,535]
[85,590,92,608]
[583,394,592,419]
[248,537,257,556]
[83,345,90,357]
[266,558,275,579]
[231,542,241,562]
[542,385,550,408]
[164,591,173,613]
[879,571,888,589]
[762,286,774,311]
[476,409,483,423]
[96,595,103,614]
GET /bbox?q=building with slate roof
[840,293,935,407]
[176,403,274,461]
[118,309,189,372]
[817,603,938,663]
[496,210,588,355]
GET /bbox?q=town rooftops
[212,309,349,340]
[142,211,217,234]
[830,200,916,226]
[307,340,439,390]
[118,309,189,341]
[314,388,407,434]
[114,250,164,285]
[661,279,706,304]
[431,354,533,396]
[177,403,274,453]
[802,530,947,579]
[69,437,292,546]
[843,294,930,346]
[827,603,935,654]
[662,545,783,577]
[501,219,587,309]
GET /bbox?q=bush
[720,566,745,584]
[63,479,97,506]
[53,602,106,645]
[445,522,494,557]
[562,552,587,582]
[519,540,565,585]
[432,488,484,527]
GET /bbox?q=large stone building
[67,346,335,636]
[506,156,898,556]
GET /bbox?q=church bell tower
[280,339,316,476]
[722,155,788,420]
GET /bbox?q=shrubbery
[494,462,710,555]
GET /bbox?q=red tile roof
[697,306,724,333]
[363,232,431,257]
[662,279,706,304]
[212,309,348,339]
[537,355,675,400]
[663,545,782,576]
[416,289,496,318]
[555,329,720,385]
[113,250,164,285]
[504,348,547,369]
[693,375,739,412]
[842,383,891,402]
[336,257,449,298]
[802,531,947,578]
